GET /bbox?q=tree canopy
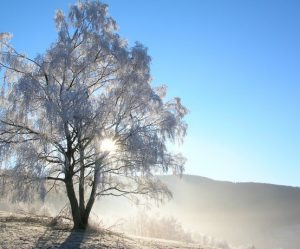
[0,0,187,229]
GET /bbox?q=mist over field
[93,175,300,249]
[3,174,297,249]
[2,144,298,247]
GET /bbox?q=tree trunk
[75,128,85,220]
[65,174,95,230]
[78,160,100,229]
[78,142,85,219]
[64,156,100,230]
[65,177,85,229]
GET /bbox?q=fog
[92,175,300,249]
[1,174,299,249]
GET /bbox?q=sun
[100,138,117,153]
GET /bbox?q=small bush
[120,211,192,242]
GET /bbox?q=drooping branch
[0,0,187,230]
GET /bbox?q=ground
[0,211,207,249]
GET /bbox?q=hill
[93,175,300,249]
[158,175,300,249]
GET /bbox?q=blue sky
[1,0,300,186]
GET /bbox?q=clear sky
[0,0,299,186]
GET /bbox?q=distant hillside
[161,174,300,222]
[158,175,300,249]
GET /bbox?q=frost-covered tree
[0,0,187,229]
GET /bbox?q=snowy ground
[0,211,207,249]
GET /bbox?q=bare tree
[0,0,187,229]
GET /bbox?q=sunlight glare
[100,138,117,153]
